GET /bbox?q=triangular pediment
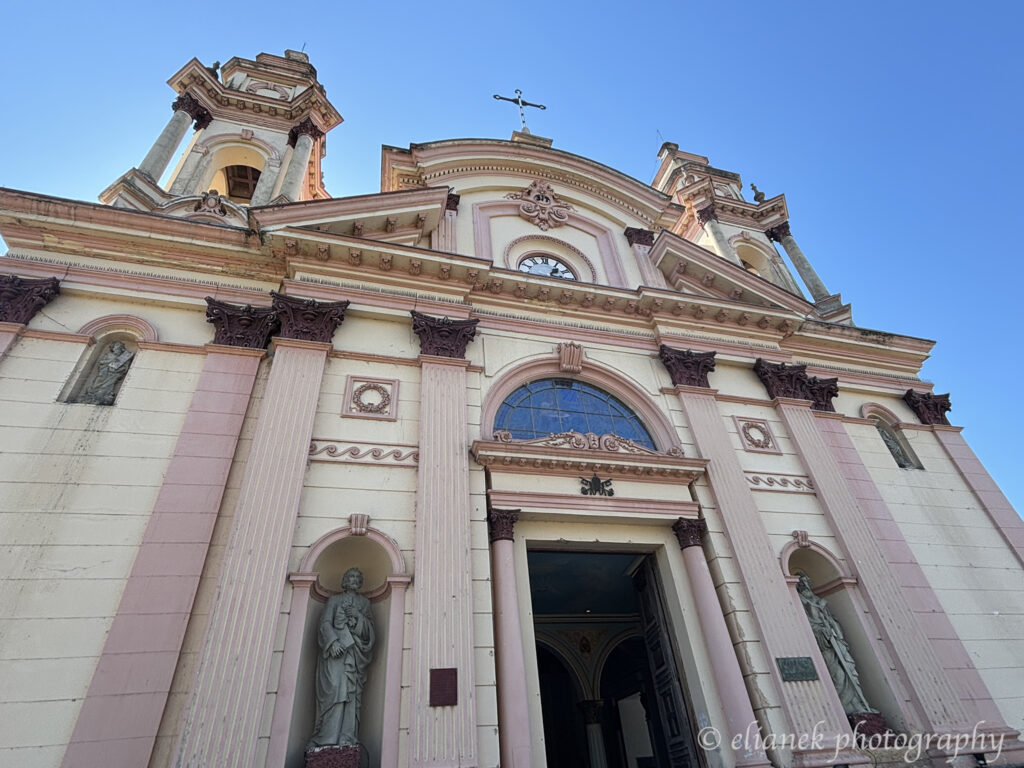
[649,230,814,316]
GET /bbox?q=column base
[848,712,891,739]
[305,744,367,768]
[791,746,871,768]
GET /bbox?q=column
[580,701,608,768]
[432,193,460,252]
[765,222,831,303]
[754,362,973,735]
[0,275,60,360]
[279,118,324,202]
[249,158,282,206]
[657,346,853,768]
[139,93,212,182]
[671,518,771,768]
[624,227,667,288]
[487,508,532,768]
[408,310,480,767]
[696,205,741,266]
[61,298,274,767]
[173,293,348,768]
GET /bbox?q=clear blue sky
[2,1,1022,515]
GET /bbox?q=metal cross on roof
[493,89,546,134]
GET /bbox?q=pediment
[649,230,814,316]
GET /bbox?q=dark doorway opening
[528,550,701,768]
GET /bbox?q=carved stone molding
[271,292,348,343]
[487,507,520,543]
[765,221,792,243]
[309,439,419,467]
[792,530,811,548]
[204,297,278,349]
[288,117,325,147]
[659,345,716,388]
[558,341,583,373]
[746,473,816,493]
[445,192,461,212]
[494,430,684,457]
[0,275,60,325]
[349,513,370,536]
[672,517,707,550]
[753,359,838,412]
[410,311,478,358]
[172,92,213,130]
[505,180,575,231]
[903,389,951,426]
[623,227,655,247]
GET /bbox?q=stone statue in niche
[307,567,375,764]
[75,340,135,405]
[796,574,875,715]
[876,423,914,468]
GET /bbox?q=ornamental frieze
[271,292,349,343]
[493,429,684,457]
[903,390,951,426]
[753,359,838,412]
[205,297,278,349]
[658,345,716,388]
[309,439,419,467]
[505,180,575,231]
[0,275,60,325]
[410,311,478,359]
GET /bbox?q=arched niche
[860,402,923,469]
[268,518,410,768]
[781,537,907,732]
[481,355,680,453]
[60,315,155,404]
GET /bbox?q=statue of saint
[308,567,376,751]
[796,574,875,714]
[77,341,134,405]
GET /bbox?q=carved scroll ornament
[659,345,716,388]
[903,389,951,426]
[753,359,838,412]
[506,180,574,231]
[272,292,349,343]
[410,310,479,358]
[205,297,278,349]
[493,429,684,457]
[0,275,60,325]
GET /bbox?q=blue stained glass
[493,378,655,449]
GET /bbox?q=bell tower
[101,50,341,217]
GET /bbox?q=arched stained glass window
[493,379,655,449]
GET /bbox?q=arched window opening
[493,378,655,448]
[224,164,262,203]
[871,418,921,469]
[740,259,760,275]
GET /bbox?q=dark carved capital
[903,389,951,426]
[410,310,479,358]
[172,92,212,130]
[765,221,792,242]
[271,293,349,343]
[0,275,60,324]
[205,297,278,349]
[659,345,716,388]
[753,359,837,412]
[487,508,520,543]
[696,204,717,225]
[579,700,604,725]
[624,227,655,247]
[288,117,325,147]
[672,517,707,550]
[445,193,461,212]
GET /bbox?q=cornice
[385,139,671,225]
[250,186,449,233]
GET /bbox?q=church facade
[1,50,1023,768]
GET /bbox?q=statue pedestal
[848,711,890,739]
[305,745,364,768]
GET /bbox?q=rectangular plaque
[429,667,458,706]
[776,656,818,682]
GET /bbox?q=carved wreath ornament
[506,180,574,231]
[741,422,773,450]
[352,382,391,414]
